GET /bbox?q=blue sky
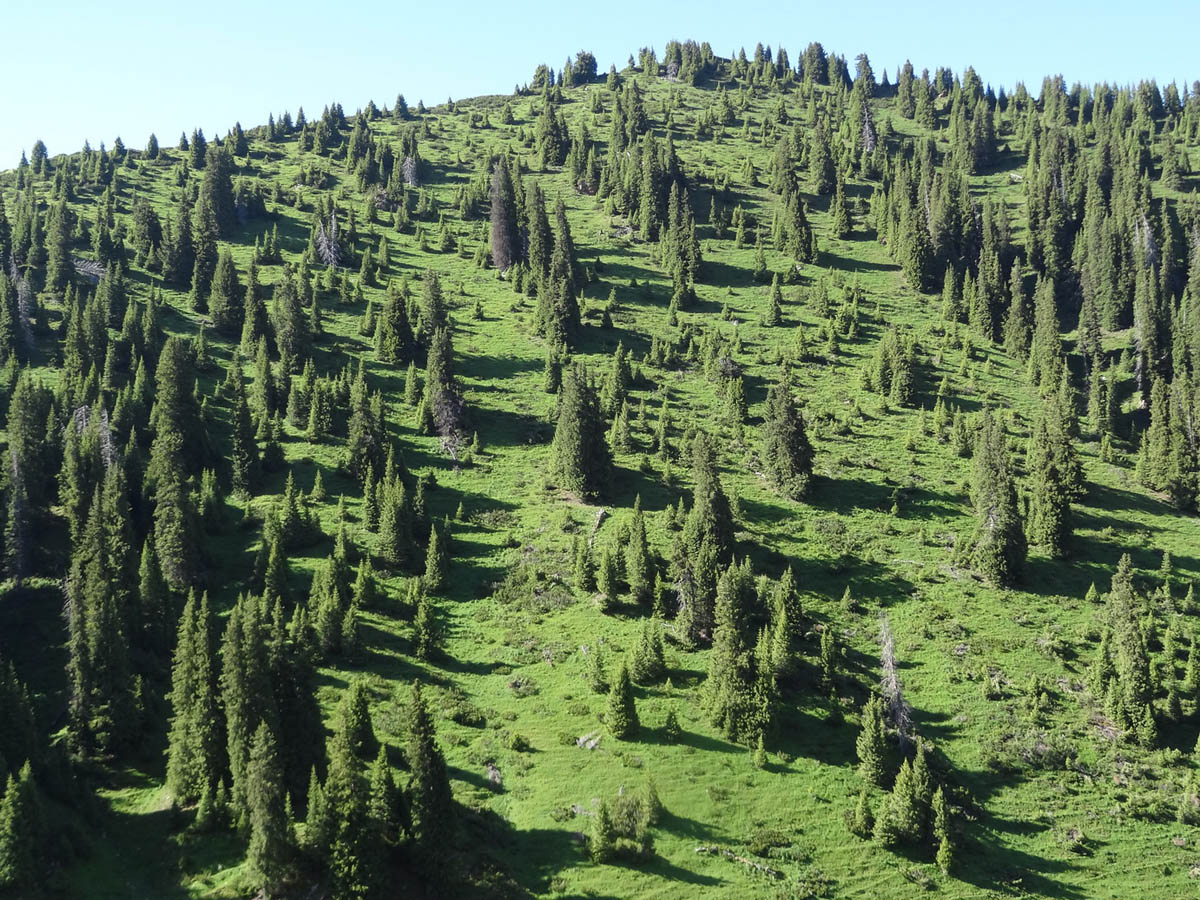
[2,0,1196,167]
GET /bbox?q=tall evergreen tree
[1026,401,1074,557]
[702,559,758,742]
[683,431,734,561]
[246,721,291,896]
[405,681,453,848]
[66,466,138,756]
[606,661,639,739]
[760,376,815,499]
[208,249,242,334]
[189,191,219,312]
[222,593,278,822]
[489,157,520,273]
[0,763,41,891]
[967,410,1026,586]
[551,365,612,499]
[166,590,222,804]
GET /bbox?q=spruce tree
[328,684,373,765]
[230,368,261,497]
[683,431,734,561]
[166,590,222,804]
[405,681,453,847]
[703,559,757,742]
[0,763,40,891]
[424,326,467,452]
[246,721,291,895]
[761,376,815,499]
[221,593,277,822]
[856,695,888,785]
[423,522,448,591]
[66,466,138,756]
[368,744,403,848]
[630,617,666,684]
[551,365,612,499]
[208,249,242,334]
[967,410,1026,586]
[189,192,219,311]
[606,661,639,739]
[1026,401,1073,557]
[624,497,652,604]
[489,156,520,273]
[323,727,375,898]
[888,758,922,842]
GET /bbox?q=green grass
[3,64,1200,899]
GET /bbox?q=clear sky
[2,0,1196,167]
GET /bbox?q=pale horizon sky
[2,0,1196,167]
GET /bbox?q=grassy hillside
[2,44,1200,899]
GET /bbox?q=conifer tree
[683,431,734,561]
[66,466,138,756]
[166,590,222,804]
[551,365,612,499]
[606,661,639,739]
[856,694,888,785]
[831,177,852,238]
[424,522,448,591]
[1028,277,1063,389]
[208,249,242,335]
[246,721,291,896]
[630,617,666,684]
[323,727,375,898]
[368,744,403,849]
[135,530,172,667]
[624,498,652,604]
[375,279,415,364]
[849,788,875,838]
[489,157,520,273]
[189,192,219,311]
[765,274,783,326]
[0,763,40,891]
[887,757,923,842]
[967,411,1026,586]
[703,559,757,742]
[222,593,277,821]
[1026,401,1073,557]
[589,798,616,862]
[424,326,468,453]
[760,376,814,499]
[230,368,261,497]
[413,587,439,660]
[405,681,453,847]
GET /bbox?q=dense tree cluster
[1,33,1199,898]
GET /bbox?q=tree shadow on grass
[72,769,244,900]
[456,804,622,899]
[951,821,1090,900]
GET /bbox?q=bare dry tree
[402,156,419,187]
[315,211,342,268]
[879,614,914,749]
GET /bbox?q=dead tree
[879,614,914,750]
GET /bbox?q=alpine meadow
[3,35,1200,900]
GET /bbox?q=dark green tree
[967,411,1026,586]
[246,721,291,896]
[405,681,453,848]
[0,762,41,891]
[551,365,612,499]
[606,661,639,739]
[166,590,222,803]
[760,376,814,499]
[489,156,520,273]
[208,249,242,334]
